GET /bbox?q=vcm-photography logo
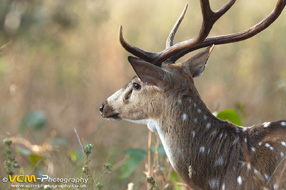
[2,174,88,184]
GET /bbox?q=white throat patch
[123,119,158,132]
[123,118,175,168]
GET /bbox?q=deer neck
[150,87,241,184]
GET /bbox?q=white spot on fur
[281,152,284,157]
[247,163,251,170]
[281,121,286,126]
[211,130,217,137]
[274,184,278,190]
[206,123,211,129]
[233,166,236,171]
[241,162,245,167]
[244,138,247,143]
[222,183,225,190]
[223,133,228,139]
[254,169,258,174]
[270,146,274,151]
[258,142,263,146]
[182,113,188,121]
[178,99,182,104]
[219,133,223,140]
[281,141,286,147]
[194,118,198,123]
[237,176,242,185]
[265,174,269,180]
[200,146,205,154]
[209,178,219,189]
[232,137,239,146]
[204,115,208,120]
[265,143,270,147]
[193,103,197,108]
[192,130,195,138]
[197,109,202,113]
[263,122,271,127]
[251,147,256,152]
[215,156,224,166]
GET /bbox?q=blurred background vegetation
[0,0,285,189]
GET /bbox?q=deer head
[100,46,213,128]
[100,0,286,189]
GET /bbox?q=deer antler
[119,0,286,66]
[166,4,189,49]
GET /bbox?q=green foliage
[151,145,165,154]
[84,144,94,155]
[169,171,181,190]
[3,138,21,176]
[69,151,78,162]
[119,148,146,179]
[103,162,112,173]
[216,109,243,126]
[19,111,47,133]
[82,144,94,176]
[96,182,103,190]
[28,154,44,167]
[69,148,84,163]
[44,185,52,190]
[147,176,157,190]
[3,138,12,146]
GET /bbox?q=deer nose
[99,103,105,115]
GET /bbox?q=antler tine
[154,0,236,65]
[170,0,286,62]
[166,4,188,49]
[119,26,157,63]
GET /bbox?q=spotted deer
[99,0,286,189]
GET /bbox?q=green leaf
[169,171,181,190]
[69,151,78,162]
[216,109,243,126]
[28,154,44,167]
[20,111,47,133]
[119,148,146,179]
[150,145,166,154]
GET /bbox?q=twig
[147,131,152,189]
[0,41,12,51]
[74,128,84,154]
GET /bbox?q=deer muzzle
[99,101,120,119]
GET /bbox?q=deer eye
[132,82,141,90]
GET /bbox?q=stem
[147,131,152,189]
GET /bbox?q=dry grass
[0,0,285,189]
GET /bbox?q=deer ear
[128,56,169,88]
[182,45,214,78]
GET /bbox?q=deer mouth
[99,103,121,120]
[106,113,120,120]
